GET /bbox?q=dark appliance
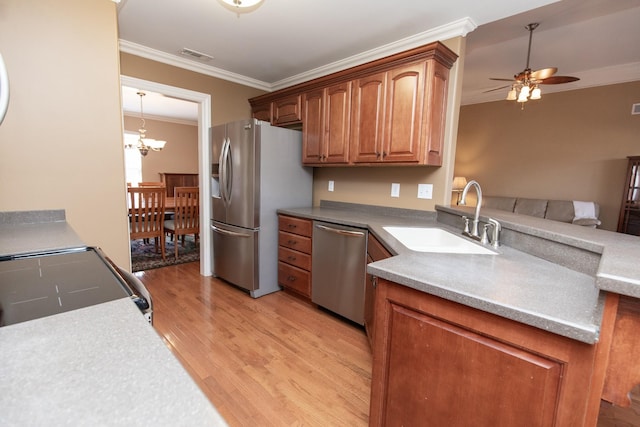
[0,247,152,327]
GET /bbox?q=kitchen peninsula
[279,200,640,426]
[0,211,227,426]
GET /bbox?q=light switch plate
[417,183,433,199]
[328,180,334,192]
[391,183,400,198]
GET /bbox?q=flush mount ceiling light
[124,91,167,157]
[218,0,265,16]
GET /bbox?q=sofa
[481,196,601,228]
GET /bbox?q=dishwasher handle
[315,223,365,237]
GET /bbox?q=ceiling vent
[632,103,640,115]
[180,48,214,61]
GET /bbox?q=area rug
[131,235,199,272]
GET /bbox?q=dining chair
[128,186,166,261]
[164,187,199,259]
[138,182,165,187]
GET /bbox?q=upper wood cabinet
[272,95,301,126]
[252,102,271,122]
[302,82,351,165]
[350,73,385,163]
[248,41,457,167]
[351,62,426,164]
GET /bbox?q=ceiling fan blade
[489,78,515,82]
[483,85,511,93]
[531,67,557,80]
[539,76,580,84]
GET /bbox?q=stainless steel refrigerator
[210,119,312,298]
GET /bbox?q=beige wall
[455,81,640,231]
[120,53,267,126]
[313,37,466,210]
[0,0,130,266]
[123,116,198,181]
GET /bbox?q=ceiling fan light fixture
[517,85,530,102]
[530,86,542,100]
[218,0,264,15]
[506,87,517,101]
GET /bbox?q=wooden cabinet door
[382,62,425,163]
[302,89,324,164]
[252,102,271,122]
[350,72,385,163]
[421,59,449,166]
[323,82,351,164]
[273,94,301,126]
[365,234,391,348]
[370,279,606,427]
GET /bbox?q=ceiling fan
[486,23,579,105]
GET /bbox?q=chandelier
[125,91,167,156]
[218,0,265,15]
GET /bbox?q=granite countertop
[278,201,640,344]
[0,210,228,426]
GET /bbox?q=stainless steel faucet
[459,180,482,238]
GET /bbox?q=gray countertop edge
[436,205,640,297]
[277,203,620,344]
[0,298,228,426]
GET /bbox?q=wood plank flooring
[135,262,371,426]
[135,262,640,426]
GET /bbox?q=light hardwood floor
[135,262,371,426]
[136,262,639,427]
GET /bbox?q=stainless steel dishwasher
[312,221,367,325]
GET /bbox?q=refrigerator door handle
[211,224,251,238]
[0,53,9,125]
[219,137,232,205]
[314,223,365,237]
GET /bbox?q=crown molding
[270,17,476,90]
[119,17,476,93]
[123,111,197,126]
[119,40,273,91]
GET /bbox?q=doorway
[120,75,212,276]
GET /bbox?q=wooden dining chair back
[164,187,199,259]
[127,186,166,261]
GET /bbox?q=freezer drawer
[311,221,367,325]
[211,221,258,292]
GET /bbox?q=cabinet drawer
[278,215,312,237]
[278,246,311,271]
[368,234,392,261]
[278,261,311,297]
[278,231,312,254]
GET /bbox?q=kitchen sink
[382,226,497,255]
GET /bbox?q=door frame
[121,75,213,276]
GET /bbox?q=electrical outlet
[328,180,334,192]
[417,183,433,199]
[391,183,400,198]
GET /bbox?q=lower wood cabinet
[370,278,613,426]
[364,234,391,348]
[277,215,312,298]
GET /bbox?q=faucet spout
[459,180,483,238]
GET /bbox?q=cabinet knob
[288,240,297,245]
[288,224,297,229]
[287,255,296,261]
[287,275,296,282]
